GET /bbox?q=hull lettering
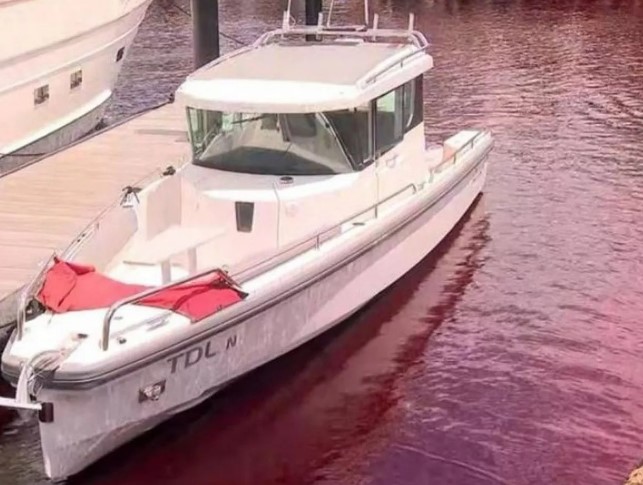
[167,333,238,374]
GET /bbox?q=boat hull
[34,144,489,481]
[0,97,107,174]
[0,0,152,168]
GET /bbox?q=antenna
[327,0,335,26]
[364,0,369,26]
[283,0,292,29]
[371,12,379,40]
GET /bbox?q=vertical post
[305,0,322,26]
[191,0,220,69]
[305,0,322,41]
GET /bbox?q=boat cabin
[178,29,432,175]
[114,25,435,283]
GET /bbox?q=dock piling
[305,0,323,26]
[191,0,220,68]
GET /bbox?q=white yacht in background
[0,7,493,482]
[0,0,153,166]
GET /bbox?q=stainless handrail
[60,167,169,260]
[185,26,430,98]
[431,130,489,174]
[231,183,417,282]
[256,26,428,50]
[357,44,430,87]
[254,26,430,90]
[99,182,418,351]
[99,267,232,351]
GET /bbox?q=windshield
[186,109,354,176]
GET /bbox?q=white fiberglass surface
[12,305,190,366]
[108,262,189,286]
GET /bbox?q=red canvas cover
[36,258,245,322]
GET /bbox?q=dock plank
[0,102,190,302]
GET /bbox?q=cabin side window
[405,75,424,131]
[374,76,424,155]
[186,108,353,176]
[375,87,404,155]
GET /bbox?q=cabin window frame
[186,108,355,176]
[369,75,424,161]
[373,87,405,157]
[321,103,372,170]
[406,75,424,132]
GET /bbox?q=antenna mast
[364,0,369,26]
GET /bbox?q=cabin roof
[176,37,433,113]
[189,42,408,85]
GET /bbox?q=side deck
[0,102,190,321]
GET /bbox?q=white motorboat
[0,8,493,482]
[0,0,153,167]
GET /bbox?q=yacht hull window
[186,109,355,175]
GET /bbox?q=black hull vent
[235,201,254,232]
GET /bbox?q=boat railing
[99,182,417,351]
[61,167,175,261]
[190,9,430,92]
[99,267,230,351]
[232,182,418,284]
[357,43,430,87]
[256,26,428,50]
[196,26,429,78]
[431,130,490,176]
[260,21,429,88]
[14,166,180,343]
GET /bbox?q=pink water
[1,1,643,483]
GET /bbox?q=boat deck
[0,102,190,313]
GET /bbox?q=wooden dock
[0,102,190,319]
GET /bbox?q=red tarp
[36,258,246,322]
